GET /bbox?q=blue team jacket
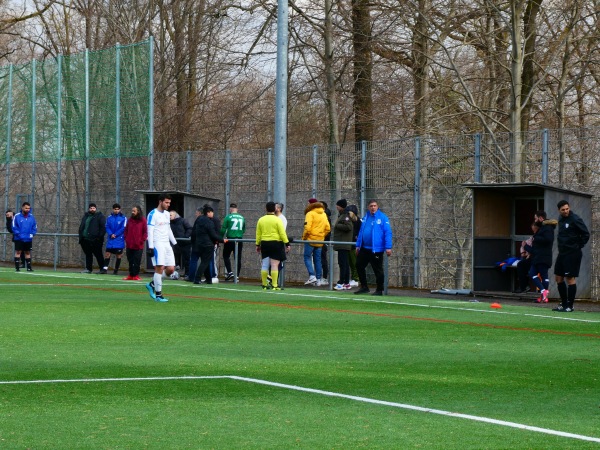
[105,212,127,249]
[13,212,37,242]
[356,209,392,253]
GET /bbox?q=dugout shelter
[137,190,221,270]
[463,183,592,299]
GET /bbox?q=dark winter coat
[524,219,557,267]
[345,205,361,243]
[557,211,590,255]
[333,211,356,251]
[6,216,14,242]
[170,217,193,246]
[191,215,223,252]
[79,211,106,242]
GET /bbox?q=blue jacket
[105,212,127,249]
[356,209,392,252]
[13,212,37,242]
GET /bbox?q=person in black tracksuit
[191,205,224,284]
[170,211,192,277]
[78,203,106,273]
[524,214,557,303]
[553,200,590,312]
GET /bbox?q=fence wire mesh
[2,93,600,299]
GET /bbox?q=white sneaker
[304,275,317,285]
[334,283,344,290]
[349,280,359,287]
[321,278,328,285]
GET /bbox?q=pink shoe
[343,284,352,290]
[132,275,142,281]
[122,275,134,280]
[541,289,549,303]
[535,295,542,303]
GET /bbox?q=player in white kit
[146,194,178,302]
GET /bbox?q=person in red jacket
[123,205,148,280]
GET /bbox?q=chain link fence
[2,128,600,300]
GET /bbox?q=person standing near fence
[302,198,330,286]
[146,194,178,302]
[12,202,37,272]
[170,210,192,278]
[524,212,557,303]
[191,205,224,285]
[256,201,290,290]
[333,199,355,290]
[553,200,590,312]
[103,203,127,275]
[345,204,361,286]
[354,200,393,296]
[6,209,26,268]
[319,201,332,284]
[79,203,106,274]
[221,203,246,281]
[123,205,147,281]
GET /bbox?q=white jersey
[147,208,177,248]
[278,213,288,230]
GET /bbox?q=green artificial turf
[0,269,598,448]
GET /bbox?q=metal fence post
[148,36,155,191]
[542,129,549,184]
[31,60,37,206]
[474,133,481,183]
[3,65,12,260]
[312,145,318,198]
[413,136,421,288]
[85,49,90,208]
[267,148,272,201]
[360,140,367,215]
[186,150,192,192]
[115,43,121,203]
[225,149,231,208]
[55,54,63,270]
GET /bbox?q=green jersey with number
[221,212,246,239]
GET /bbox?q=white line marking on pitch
[4,271,600,323]
[0,375,598,443]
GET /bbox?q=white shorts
[152,243,176,267]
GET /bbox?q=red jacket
[124,216,148,250]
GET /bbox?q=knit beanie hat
[336,199,348,209]
[308,198,318,204]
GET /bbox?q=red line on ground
[6,280,599,339]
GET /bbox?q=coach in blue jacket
[354,200,393,296]
[12,201,37,272]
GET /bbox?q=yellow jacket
[302,202,331,247]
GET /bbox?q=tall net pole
[273,0,288,205]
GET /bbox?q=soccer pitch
[0,269,599,449]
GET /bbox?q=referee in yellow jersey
[256,201,290,290]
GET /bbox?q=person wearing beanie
[302,198,331,286]
[333,200,356,290]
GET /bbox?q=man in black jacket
[170,211,192,277]
[191,205,224,284]
[78,203,107,274]
[553,200,590,312]
[524,212,557,303]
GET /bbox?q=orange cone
[490,302,502,309]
